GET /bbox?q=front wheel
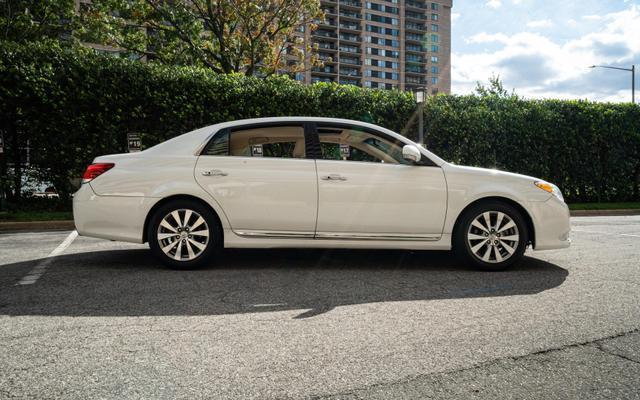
[148,200,220,269]
[454,202,529,271]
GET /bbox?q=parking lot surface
[1,216,639,399]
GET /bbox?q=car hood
[444,164,540,183]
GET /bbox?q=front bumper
[529,196,571,250]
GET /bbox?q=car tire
[148,199,221,269]
[453,201,528,271]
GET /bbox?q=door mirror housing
[402,144,422,163]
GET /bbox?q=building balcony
[339,79,362,86]
[405,12,427,21]
[405,67,426,74]
[405,22,426,32]
[312,67,338,75]
[405,33,425,42]
[316,42,338,51]
[340,57,362,65]
[340,68,362,77]
[339,0,362,9]
[313,30,338,39]
[405,1,428,10]
[339,46,361,54]
[339,10,362,20]
[339,34,361,43]
[405,45,424,53]
[339,23,361,32]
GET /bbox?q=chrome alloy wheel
[466,211,520,264]
[156,209,209,261]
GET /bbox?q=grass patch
[0,211,73,222]
[568,202,640,211]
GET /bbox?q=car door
[195,122,317,237]
[313,122,447,239]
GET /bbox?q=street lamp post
[590,64,636,104]
[415,87,426,145]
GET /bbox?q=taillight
[82,163,115,184]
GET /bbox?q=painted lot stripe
[16,230,78,286]
[572,229,640,238]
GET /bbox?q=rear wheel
[454,201,528,271]
[148,200,220,269]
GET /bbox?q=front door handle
[321,174,347,181]
[202,169,228,177]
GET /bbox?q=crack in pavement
[312,328,640,400]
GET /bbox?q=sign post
[127,133,141,153]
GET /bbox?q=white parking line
[16,230,78,286]
[572,229,640,238]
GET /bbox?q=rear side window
[203,125,306,158]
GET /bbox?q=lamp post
[589,65,635,104]
[415,87,426,145]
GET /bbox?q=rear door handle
[202,169,228,177]
[321,174,347,181]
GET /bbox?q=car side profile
[73,117,570,270]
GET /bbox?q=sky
[450,0,640,102]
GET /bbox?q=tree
[78,0,324,75]
[0,0,76,43]
[475,74,514,98]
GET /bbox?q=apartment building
[296,0,452,94]
[75,0,451,94]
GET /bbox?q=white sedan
[73,117,570,270]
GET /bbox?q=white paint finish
[72,117,571,254]
[73,184,153,243]
[16,230,78,285]
[315,160,447,235]
[195,157,318,233]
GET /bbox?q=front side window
[317,124,410,165]
[204,125,306,158]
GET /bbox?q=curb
[0,220,76,233]
[570,209,640,217]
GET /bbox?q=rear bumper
[73,184,154,243]
[529,197,571,250]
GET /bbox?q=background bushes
[1,41,639,203]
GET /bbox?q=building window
[431,45,439,52]
[431,77,439,84]
[431,3,439,10]
[431,66,439,74]
[431,34,439,43]
[432,13,439,21]
[431,56,439,63]
[431,24,439,32]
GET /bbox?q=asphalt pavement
[1,216,639,399]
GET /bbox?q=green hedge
[1,41,639,203]
[423,95,640,202]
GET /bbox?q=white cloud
[582,15,603,21]
[486,0,502,9]
[452,5,640,102]
[451,13,461,22]
[526,19,554,28]
[567,19,578,28]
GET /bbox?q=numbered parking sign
[127,133,141,153]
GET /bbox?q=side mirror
[402,144,422,163]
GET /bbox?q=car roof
[143,117,445,165]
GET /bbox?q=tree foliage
[77,0,324,75]
[0,0,76,43]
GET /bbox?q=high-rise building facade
[296,0,452,94]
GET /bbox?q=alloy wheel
[156,209,210,261]
[466,211,520,264]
